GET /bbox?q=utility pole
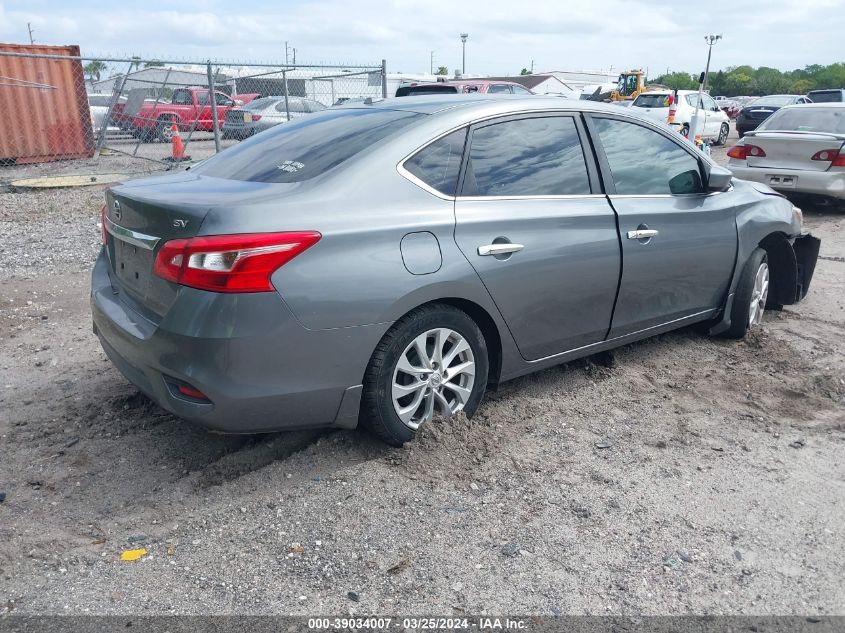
[430,51,434,75]
[292,48,296,65]
[691,34,722,142]
[530,59,534,73]
[285,41,289,65]
[460,33,468,76]
[27,22,34,44]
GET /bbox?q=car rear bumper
[731,166,845,199]
[91,249,386,433]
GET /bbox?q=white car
[632,90,731,145]
[727,103,845,201]
[87,93,124,134]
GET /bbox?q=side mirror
[705,163,733,192]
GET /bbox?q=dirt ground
[0,127,843,616]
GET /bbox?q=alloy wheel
[391,328,476,430]
[748,262,769,327]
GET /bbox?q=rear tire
[156,116,176,143]
[715,122,729,146]
[723,248,769,339]
[360,303,489,446]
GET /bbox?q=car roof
[780,102,845,109]
[334,93,679,125]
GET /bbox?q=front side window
[404,129,467,196]
[512,85,532,95]
[173,90,192,105]
[462,116,591,196]
[593,118,705,195]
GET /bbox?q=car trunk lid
[744,132,845,170]
[104,171,299,320]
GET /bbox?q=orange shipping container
[0,43,95,164]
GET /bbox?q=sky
[1,0,844,76]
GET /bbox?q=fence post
[282,70,291,121]
[94,60,133,161]
[206,61,221,153]
[381,59,387,98]
[131,66,172,157]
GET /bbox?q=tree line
[651,63,845,96]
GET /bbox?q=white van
[632,90,731,145]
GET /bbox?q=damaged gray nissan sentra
[91,95,820,445]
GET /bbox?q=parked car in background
[735,95,812,137]
[396,80,533,97]
[88,93,127,133]
[632,90,730,144]
[806,89,845,103]
[728,103,845,201]
[717,99,742,119]
[223,96,326,140]
[130,88,259,143]
[93,95,818,446]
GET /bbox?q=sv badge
[172,219,189,228]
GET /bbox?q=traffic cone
[170,116,188,161]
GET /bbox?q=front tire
[723,248,769,339]
[360,304,489,446]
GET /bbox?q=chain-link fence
[0,45,387,179]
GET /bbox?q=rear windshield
[396,85,459,97]
[633,94,671,108]
[748,96,796,107]
[758,107,845,134]
[807,91,844,103]
[194,108,424,183]
[243,97,279,110]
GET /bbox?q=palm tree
[83,60,108,89]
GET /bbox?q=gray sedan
[92,96,820,445]
[222,96,326,139]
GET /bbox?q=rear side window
[462,116,591,196]
[488,84,512,94]
[634,94,671,108]
[593,118,705,195]
[404,129,467,196]
[195,108,424,183]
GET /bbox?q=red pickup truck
[130,87,258,142]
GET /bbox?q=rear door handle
[477,243,524,256]
[626,229,659,240]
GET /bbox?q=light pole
[690,34,722,143]
[460,33,468,76]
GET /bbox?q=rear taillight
[726,144,766,160]
[153,231,321,293]
[811,149,845,166]
[101,205,108,245]
[251,114,262,121]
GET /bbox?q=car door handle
[477,243,524,256]
[626,229,659,240]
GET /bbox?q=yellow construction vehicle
[609,69,647,101]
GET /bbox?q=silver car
[92,96,820,445]
[728,103,845,201]
[222,96,326,139]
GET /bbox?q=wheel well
[405,298,503,388]
[759,232,797,305]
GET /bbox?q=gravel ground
[0,126,844,615]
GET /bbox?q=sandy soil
[0,128,843,616]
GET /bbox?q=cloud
[1,0,843,75]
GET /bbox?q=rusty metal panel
[0,43,95,164]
